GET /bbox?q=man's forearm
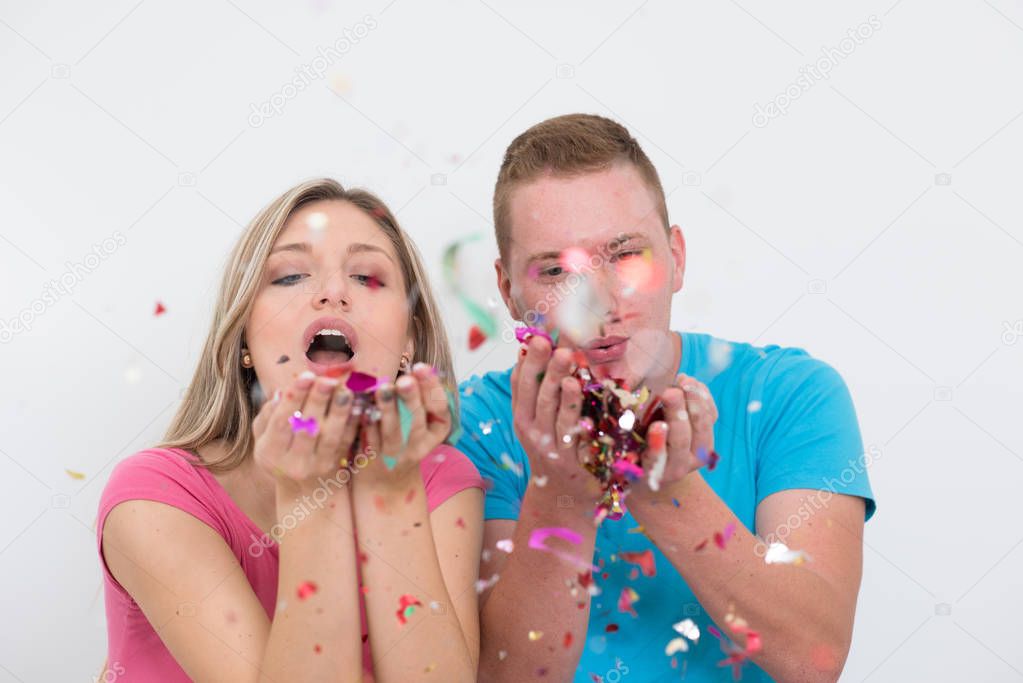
[629,473,855,683]
[478,485,598,682]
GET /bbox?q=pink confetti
[714,522,736,550]
[396,594,422,625]
[346,371,382,393]
[528,527,595,570]
[289,412,319,436]
[297,580,318,600]
[617,587,639,617]
[515,326,553,345]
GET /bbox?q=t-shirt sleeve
[754,352,877,521]
[421,444,485,512]
[97,449,229,598]
[456,380,525,521]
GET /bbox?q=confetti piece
[496,539,514,553]
[442,234,498,338]
[764,542,811,566]
[671,498,681,508]
[618,587,639,617]
[611,459,644,480]
[605,623,619,633]
[498,650,508,660]
[714,522,737,550]
[620,550,656,577]
[563,632,573,648]
[647,427,667,491]
[560,247,590,274]
[475,574,500,593]
[554,274,604,345]
[455,517,466,529]
[532,474,548,487]
[665,637,689,656]
[65,468,85,480]
[313,643,322,654]
[500,452,524,477]
[289,412,319,436]
[616,248,662,295]
[296,581,318,600]
[528,527,594,570]
[154,301,166,316]
[673,618,700,642]
[468,324,487,350]
[306,211,328,232]
[276,355,290,364]
[479,420,494,435]
[747,400,762,413]
[346,371,382,393]
[528,630,544,641]
[382,455,398,470]
[396,594,422,625]
[696,447,720,471]
[515,326,553,345]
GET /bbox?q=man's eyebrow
[525,233,649,264]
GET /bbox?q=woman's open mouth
[303,317,359,375]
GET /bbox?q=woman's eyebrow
[270,242,310,255]
[347,242,396,264]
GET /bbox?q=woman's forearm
[352,477,476,683]
[260,481,364,683]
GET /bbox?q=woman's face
[245,199,413,396]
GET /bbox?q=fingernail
[335,391,351,407]
[317,378,339,394]
[297,370,316,388]
[379,385,395,402]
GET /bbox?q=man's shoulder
[458,366,514,414]
[687,331,832,386]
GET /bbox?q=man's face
[496,161,686,387]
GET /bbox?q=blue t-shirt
[457,331,876,682]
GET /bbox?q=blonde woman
[96,179,483,682]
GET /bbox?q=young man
[456,114,875,683]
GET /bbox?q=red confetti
[563,632,573,648]
[714,522,737,550]
[468,324,487,350]
[154,301,166,316]
[694,539,709,552]
[620,549,656,577]
[313,644,322,654]
[396,594,422,625]
[405,489,415,504]
[605,623,619,633]
[455,517,466,529]
[296,580,318,600]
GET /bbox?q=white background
[2,1,1022,681]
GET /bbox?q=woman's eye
[352,274,383,289]
[272,273,307,286]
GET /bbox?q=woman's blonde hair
[160,178,456,474]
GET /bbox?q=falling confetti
[396,594,422,625]
[289,412,319,436]
[442,234,498,342]
[616,248,663,296]
[665,618,701,656]
[528,630,544,641]
[620,550,656,577]
[475,574,500,593]
[500,452,524,477]
[296,580,318,600]
[277,355,290,364]
[563,632,573,648]
[528,527,593,570]
[696,446,720,471]
[65,468,86,480]
[479,420,495,435]
[618,587,640,617]
[468,324,487,350]
[496,539,514,553]
[714,522,737,550]
[552,274,604,345]
[154,301,166,316]
[747,400,762,414]
[764,542,811,566]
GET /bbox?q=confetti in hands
[288,411,319,436]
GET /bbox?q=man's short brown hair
[493,113,670,262]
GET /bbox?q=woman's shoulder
[419,444,485,512]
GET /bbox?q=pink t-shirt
[97,445,483,681]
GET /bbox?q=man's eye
[540,266,565,278]
[272,273,307,286]
[613,250,644,261]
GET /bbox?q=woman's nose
[313,269,350,309]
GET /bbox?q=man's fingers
[679,374,716,465]
[514,336,552,426]
[660,385,693,467]
[535,347,574,435]
[555,376,583,452]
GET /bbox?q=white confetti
[496,539,514,553]
[747,400,762,414]
[765,542,811,566]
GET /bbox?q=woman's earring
[241,349,253,368]
[399,354,411,372]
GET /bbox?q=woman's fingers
[375,381,402,459]
[288,376,338,460]
[317,386,355,467]
[251,387,278,441]
[414,363,451,442]
[262,371,316,461]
